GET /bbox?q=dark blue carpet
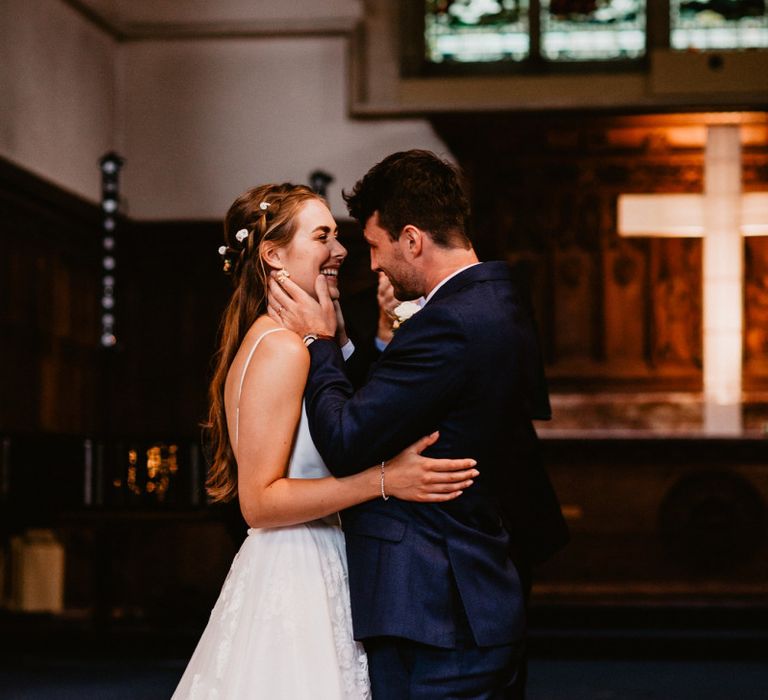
[2,657,767,699]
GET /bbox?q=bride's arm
[236,332,477,529]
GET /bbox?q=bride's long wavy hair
[205,183,322,503]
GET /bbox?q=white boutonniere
[392,301,421,330]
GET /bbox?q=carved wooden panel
[745,237,768,383]
[552,245,597,365]
[649,238,702,373]
[603,240,647,369]
[433,113,767,391]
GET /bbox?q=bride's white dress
[172,328,370,699]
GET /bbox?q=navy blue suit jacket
[305,261,568,647]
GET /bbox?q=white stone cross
[618,125,768,435]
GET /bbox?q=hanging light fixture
[309,169,334,198]
[98,152,124,348]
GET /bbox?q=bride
[172,184,479,699]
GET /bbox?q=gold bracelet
[380,460,389,501]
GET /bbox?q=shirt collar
[423,263,481,305]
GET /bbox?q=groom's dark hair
[343,150,472,249]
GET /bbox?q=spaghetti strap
[235,327,289,450]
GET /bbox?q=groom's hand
[376,272,398,344]
[268,272,337,339]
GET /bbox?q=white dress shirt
[374,262,481,351]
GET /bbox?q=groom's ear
[400,225,424,259]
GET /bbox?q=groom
[269,150,568,699]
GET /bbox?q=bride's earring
[275,268,290,284]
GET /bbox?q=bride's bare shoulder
[239,325,308,403]
[242,319,307,366]
[227,319,306,394]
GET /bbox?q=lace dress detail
[172,329,370,699]
[308,523,370,699]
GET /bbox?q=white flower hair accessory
[259,201,270,211]
[235,228,249,243]
[218,244,237,274]
[392,301,422,330]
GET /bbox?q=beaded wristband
[380,460,389,501]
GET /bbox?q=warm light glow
[618,192,767,238]
[703,126,742,435]
[617,124,762,435]
[704,278,741,333]
[560,504,583,521]
[618,194,703,236]
[742,193,768,236]
[704,330,743,405]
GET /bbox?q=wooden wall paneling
[45,220,102,435]
[743,126,768,389]
[1,221,40,431]
[431,113,716,390]
[603,239,648,373]
[649,238,703,380]
[548,187,602,372]
[0,158,102,435]
[110,221,230,439]
[745,237,768,384]
[552,244,596,368]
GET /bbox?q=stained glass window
[425,0,530,63]
[540,1,646,61]
[671,0,768,50]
